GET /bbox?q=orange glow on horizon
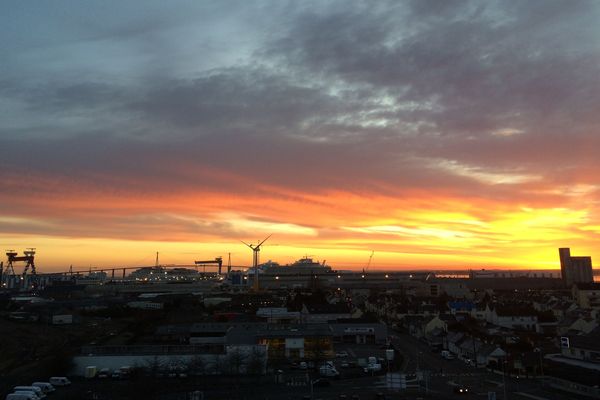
[1,184,598,272]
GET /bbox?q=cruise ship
[262,257,332,275]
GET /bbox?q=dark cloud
[1,0,600,239]
[267,0,600,140]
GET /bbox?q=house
[536,311,558,335]
[448,301,474,315]
[470,304,487,321]
[301,303,353,323]
[422,315,448,335]
[438,313,458,327]
[424,327,446,349]
[561,332,600,363]
[486,304,538,331]
[572,283,600,309]
[548,300,577,321]
[404,315,426,338]
[446,331,465,355]
[457,337,483,363]
[560,332,600,363]
[479,346,506,369]
[563,316,598,335]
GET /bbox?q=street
[390,331,578,400]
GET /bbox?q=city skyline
[2,1,600,270]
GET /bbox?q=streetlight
[416,349,420,372]
[502,358,508,400]
[534,348,544,381]
[534,348,544,377]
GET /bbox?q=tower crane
[364,250,375,273]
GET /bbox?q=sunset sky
[2,1,600,271]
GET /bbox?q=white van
[13,387,44,399]
[31,383,54,394]
[48,377,71,386]
[6,393,38,400]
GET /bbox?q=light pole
[502,359,508,400]
[534,348,544,379]
[416,349,421,372]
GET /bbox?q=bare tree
[246,346,267,382]
[187,354,207,376]
[208,353,224,376]
[227,347,248,375]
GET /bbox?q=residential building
[559,247,594,287]
[560,333,600,363]
[572,283,600,309]
[485,304,538,331]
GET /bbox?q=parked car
[30,383,54,394]
[13,387,44,399]
[49,377,71,386]
[111,370,122,379]
[97,368,111,379]
[6,394,39,400]
[12,392,40,400]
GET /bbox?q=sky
[1,1,600,271]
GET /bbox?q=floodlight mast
[241,234,271,291]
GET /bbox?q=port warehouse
[75,344,267,376]
[72,321,386,376]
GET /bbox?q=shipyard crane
[2,248,37,290]
[242,235,271,291]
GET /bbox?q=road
[390,331,578,400]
